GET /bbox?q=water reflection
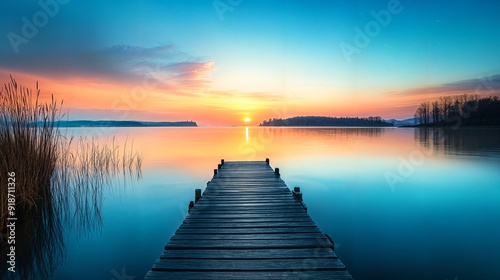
[2,198,65,280]
[287,127,386,138]
[0,137,141,280]
[146,127,391,172]
[13,127,498,280]
[415,128,500,157]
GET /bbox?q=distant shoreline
[52,120,197,127]
[259,116,394,127]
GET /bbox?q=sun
[244,117,251,123]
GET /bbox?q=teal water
[34,127,500,279]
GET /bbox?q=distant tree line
[50,120,198,127]
[259,116,393,127]
[414,94,500,126]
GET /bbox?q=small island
[54,120,198,127]
[259,116,394,127]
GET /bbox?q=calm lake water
[31,127,500,279]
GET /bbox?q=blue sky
[1,0,499,124]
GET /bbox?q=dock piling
[194,189,201,203]
[293,186,303,201]
[188,201,194,213]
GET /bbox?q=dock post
[188,201,194,213]
[214,169,218,176]
[221,159,225,165]
[218,164,222,169]
[275,167,280,176]
[293,186,303,201]
[195,189,201,203]
[265,158,269,165]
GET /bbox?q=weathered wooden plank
[170,233,327,240]
[174,227,323,235]
[183,218,313,224]
[195,202,303,206]
[165,238,333,250]
[201,193,290,197]
[179,221,317,228]
[201,190,291,194]
[199,196,293,200]
[160,248,339,259]
[203,187,289,191]
[200,193,292,197]
[187,213,310,219]
[214,175,282,178]
[221,161,268,164]
[205,186,283,190]
[145,271,353,280]
[205,184,287,187]
[195,200,298,204]
[200,194,293,198]
[191,205,307,211]
[202,191,288,194]
[197,198,296,203]
[151,258,345,271]
[188,209,307,214]
[206,186,286,189]
[208,180,284,184]
[217,170,274,172]
[208,180,284,183]
[214,175,277,178]
[195,202,300,206]
[200,196,293,200]
[193,203,304,208]
[193,203,301,208]
[196,198,296,202]
[187,209,307,215]
[197,198,297,202]
[206,184,287,188]
[194,200,301,205]
[206,182,286,186]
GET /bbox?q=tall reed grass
[0,76,62,227]
[0,76,142,241]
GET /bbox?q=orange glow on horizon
[0,68,463,125]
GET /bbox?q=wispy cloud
[0,44,215,92]
[394,74,500,98]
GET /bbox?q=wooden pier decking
[144,159,352,279]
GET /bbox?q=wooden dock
[144,159,352,279]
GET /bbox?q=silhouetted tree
[414,94,500,127]
[259,116,393,127]
[415,102,431,125]
[439,96,453,121]
[431,101,441,123]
